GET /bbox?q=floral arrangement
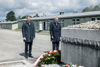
[62,64,83,67]
[33,50,83,67]
[37,50,61,67]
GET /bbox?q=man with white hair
[50,17,61,50]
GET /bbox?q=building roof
[18,11,100,21]
[0,21,18,24]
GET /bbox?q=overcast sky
[0,0,100,21]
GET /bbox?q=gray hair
[54,17,58,19]
[26,16,31,19]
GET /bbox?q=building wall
[12,23,18,30]
[0,15,99,30]
[18,21,24,29]
[62,16,100,27]
[18,20,39,30]
[17,15,100,31]
[0,23,12,29]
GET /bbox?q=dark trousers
[52,42,59,51]
[25,42,32,56]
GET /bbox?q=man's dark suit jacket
[50,21,61,42]
[22,21,35,42]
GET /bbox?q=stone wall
[61,28,100,67]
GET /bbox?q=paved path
[0,29,61,64]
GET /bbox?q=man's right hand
[23,37,26,40]
[51,36,54,39]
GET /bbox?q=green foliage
[38,50,61,67]
[93,5,100,11]
[6,11,16,21]
[21,15,32,19]
[15,29,22,31]
[33,14,39,17]
[35,30,40,33]
[82,7,90,12]
[82,3,100,12]
[62,63,79,67]
[16,16,22,20]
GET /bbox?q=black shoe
[29,55,34,58]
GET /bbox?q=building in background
[0,11,100,30]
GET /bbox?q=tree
[16,16,22,20]
[89,5,94,11]
[82,3,100,12]
[82,7,90,12]
[33,14,39,17]
[6,11,16,21]
[21,15,32,19]
[21,15,27,19]
[93,5,100,11]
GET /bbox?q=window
[62,20,64,22]
[72,19,75,25]
[91,18,95,21]
[36,21,39,26]
[72,19,75,21]
[97,18,100,20]
[72,18,80,25]
[77,19,80,21]
[76,19,80,24]
[62,20,64,27]
[59,20,61,23]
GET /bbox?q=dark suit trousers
[25,42,32,56]
[52,42,59,51]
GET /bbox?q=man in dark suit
[50,17,61,51]
[22,16,35,58]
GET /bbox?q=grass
[15,29,22,31]
[15,29,40,33]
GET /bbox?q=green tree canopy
[16,16,22,20]
[82,3,100,12]
[6,11,16,21]
[73,11,78,13]
[21,15,32,19]
[33,14,39,17]
[82,7,90,12]
[93,5,100,11]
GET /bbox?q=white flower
[71,65,76,67]
[54,50,57,52]
[40,55,43,58]
[48,54,51,56]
